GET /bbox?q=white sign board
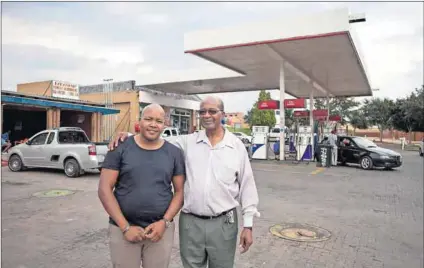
[298,126,312,133]
[52,80,80,100]
[252,125,269,134]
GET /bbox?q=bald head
[141,103,165,118]
[139,103,166,142]
[200,96,224,111]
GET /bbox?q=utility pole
[103,78,113,141]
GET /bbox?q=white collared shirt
[175,129,260,227]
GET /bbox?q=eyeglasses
[198,109,222,116]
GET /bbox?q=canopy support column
[309,90,314,159]
[279,62,286,162]
[326,95,330,124]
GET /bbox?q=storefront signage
[52,80,79,100]
[284,99,306,108]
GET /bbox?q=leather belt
[185,208,234,220]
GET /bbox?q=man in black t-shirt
[98,104,185,268]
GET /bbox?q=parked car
[419,138,423,157]
[6,127,108,177]
[232,132,252,144]
[268,127,281,141]
[337,136,402,170]
[161,127,180,144]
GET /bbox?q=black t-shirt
[101,136,185,228]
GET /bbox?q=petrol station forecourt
[3,7,424,268]
[138,8,373,161]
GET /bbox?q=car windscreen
[58,131,90,144]
[271,128,280,133]
[352,137,377,148]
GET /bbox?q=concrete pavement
[1,148,423,268]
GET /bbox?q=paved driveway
[1,148,423,268]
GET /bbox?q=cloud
[102,2,169,24]
[1,43,154,89]
[2,16,146,65]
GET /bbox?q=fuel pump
[297,125,313,161]
[251,126,269,160]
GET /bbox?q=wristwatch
[162,218,171,228]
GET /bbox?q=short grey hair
[201,96,225,111]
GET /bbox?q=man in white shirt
[109,97,260,268]
[328,130,338,166]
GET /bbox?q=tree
[284,109,295,130]
[362,98,395,142]
[348,110,368,135]
[246,90,276,128]
[391,85,424,140]
[314,97,360,126]
[244,109,253,127]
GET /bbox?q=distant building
[224,112,249,129]
[79,80,202,136]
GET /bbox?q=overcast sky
[2,1,423,113]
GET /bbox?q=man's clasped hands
[124,220,166,243]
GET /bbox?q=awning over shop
[1,91,119,115]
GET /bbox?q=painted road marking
[310,168,325,175]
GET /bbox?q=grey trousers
[179,210,238,268]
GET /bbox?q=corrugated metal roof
[135,86,202,102]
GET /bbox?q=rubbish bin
[317,144,332,167]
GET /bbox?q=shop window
[172,109,190,116]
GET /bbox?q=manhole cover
[32,189,76,198]
[270,223,331,242]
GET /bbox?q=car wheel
[8,154,24,172]
[64,158,81,178]
[360,156,373,170]
[419,148,423,156]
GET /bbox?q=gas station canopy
[140,8,372,98]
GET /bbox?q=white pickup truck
[6,127,108,177]
[161,127,181,144]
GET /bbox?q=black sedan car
[336,136,402,170]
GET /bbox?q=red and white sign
[258,99,307,110]
[312,109,329,117]
[293,110,309,117]
[315,115,342,122]
[257,100,279,110]
[52,80,79,100]
[284,99,305,109]
[293,110,335,119]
